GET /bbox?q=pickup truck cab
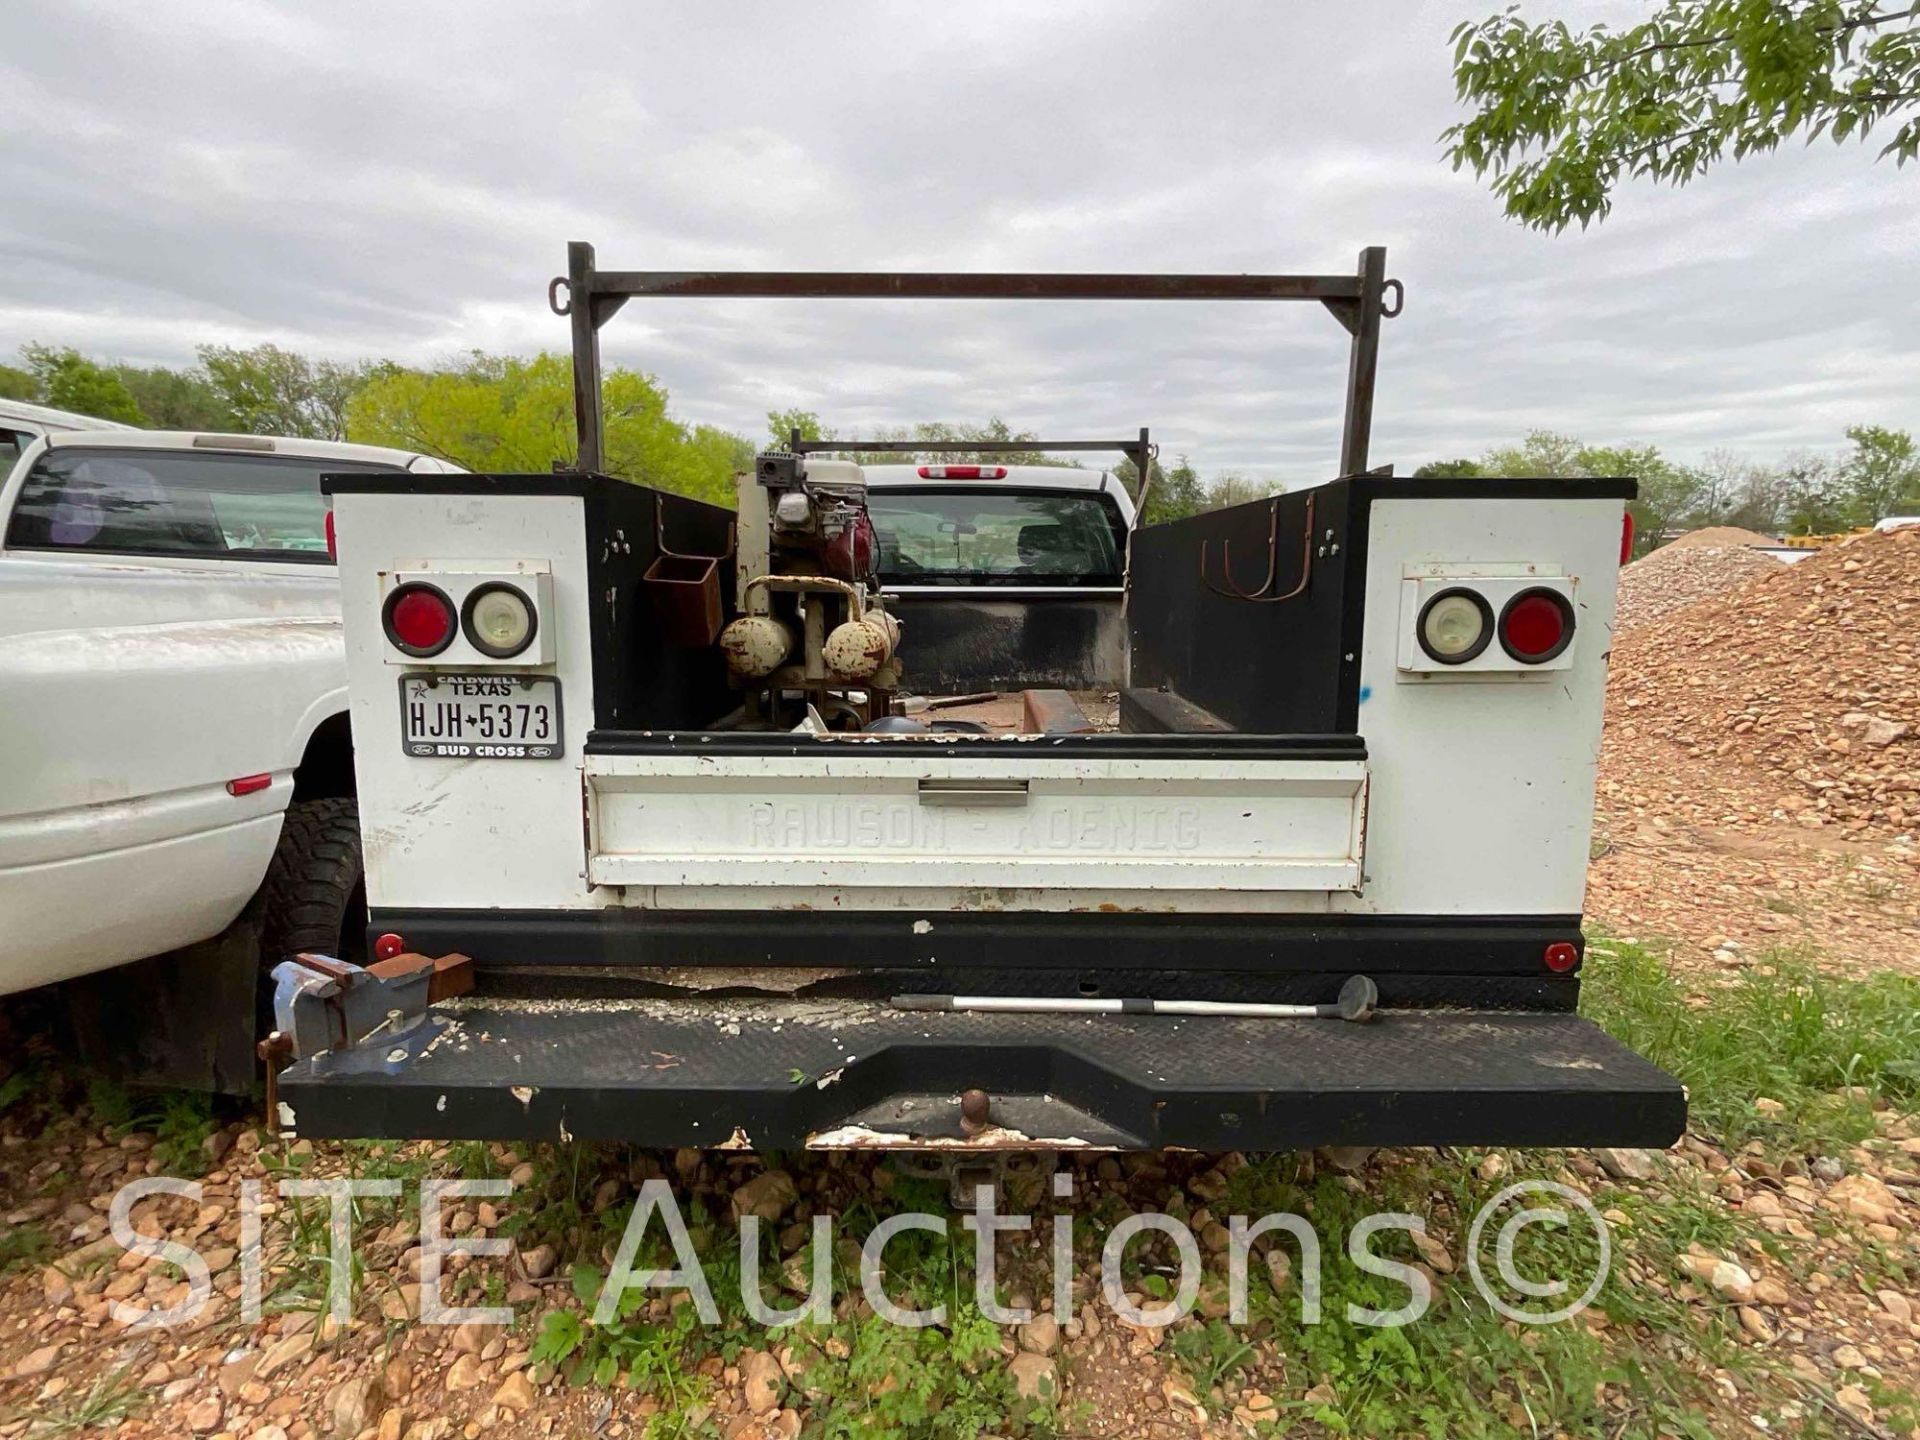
[0,430,462,1000]
[864,463,1134,693]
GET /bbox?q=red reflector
[915,465,1007,479]
[1498,589,1575,663]
[225,773,272,796]
[325,509,337,560]
[384,584,456,657]
[1544,941,1579,973]
[1620,509,1634,565]
[374,933,407,961]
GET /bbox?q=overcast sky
[3,1,1915,483]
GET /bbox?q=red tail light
[1620,509,1634,565]
[916,465,1007,479]
[1499,588,1575,663]
[325,509,337,560]
[1543,941,1579,973]
[383,583,456,657]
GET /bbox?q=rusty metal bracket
[1199,492,1316,603]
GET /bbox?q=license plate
[399,673,563,759]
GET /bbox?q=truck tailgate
[277,997,1685,1151]
[585,750,1367,894]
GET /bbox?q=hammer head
[1336,975,1379,1023]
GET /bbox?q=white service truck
[0,429,461,1086]
[267,244,1685,1154]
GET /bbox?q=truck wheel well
[291,712,355,802]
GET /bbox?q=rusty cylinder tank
[719,614,793,679]
[822,611,900,681]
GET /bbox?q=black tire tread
[260,797,363,966]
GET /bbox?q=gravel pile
[1616,540,1786,631]
[1662,525,1780,552]
[1605,529,1920,838]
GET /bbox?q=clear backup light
[462,582,537,658]
[383,583,456,657]
[1415,587,1493,665]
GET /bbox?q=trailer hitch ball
[960,1088,991,1136]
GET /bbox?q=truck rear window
[5,448,395,563]
[869,488,1124,586]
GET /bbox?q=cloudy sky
[3,1,1915,483]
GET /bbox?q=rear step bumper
[276,999,1686,1151]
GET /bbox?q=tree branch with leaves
[1445,1,1920,229]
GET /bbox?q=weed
[1582,937,1920,1149]
[0,1222,51,1275]
[0,1065,37,1116]
[7,1364,148,1434]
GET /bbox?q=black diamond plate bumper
[276,997,1685,1151]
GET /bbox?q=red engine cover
[823,507,876,582]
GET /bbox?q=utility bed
[273,243,1687,1152]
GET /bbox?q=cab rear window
[5,448,394,563]
[869,488,1124,586]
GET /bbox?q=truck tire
[260,797,367,970]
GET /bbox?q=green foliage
[1446,1,1920,230]
[1137,453,1207,526]
[0,1221,51,1275]
[767,408,826,448]
[349,352,747,503]
[0,362,40,402]
[1478,431,1700,553]
[113,363,237,431]
[5,1363,148,1434]
[1207,472,1285,510]
[1838,423,1920,523]
[1412,458,1483,478]
[199,342,368,440]
[21,344,146,425]
[1582,936,1920,1148]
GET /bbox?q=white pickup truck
[0,429,461,1080]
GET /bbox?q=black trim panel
[584,729,1365,759]
[369,908,1584,979]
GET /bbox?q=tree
[1481,430,1589,476]
[1413,458,1484,478]
[20,344,146,425]
[112,364,236,431]
[766,409,825,449]
[348,352,747,504]
[1208,473,1285,509]
[1473,431,1701,553]
[1132,454,1207,527]
[1834,424,1920,522]
[199,343,368,440]
[1780,449,1852,532]
[0,363,39,403]
[1446,2,1920,230]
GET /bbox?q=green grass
[1581,937,1920,1149]
[0,1222,51,1275]
[3,1364,148,1434]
